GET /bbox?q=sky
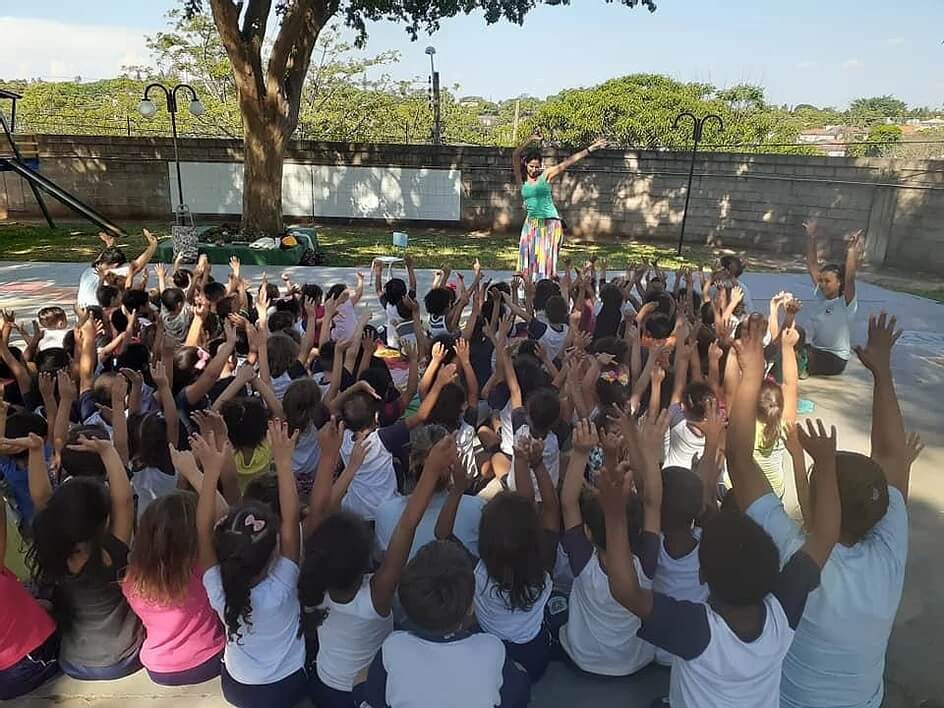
[1,0,942,109]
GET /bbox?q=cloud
[881,37,906,49]
[0,16,149,81]
[841,58,864,71]
[795,60,817,70]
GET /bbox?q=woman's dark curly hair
[213,501,278,643]
[478,492,547,612]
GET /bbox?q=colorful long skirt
[518,217,563,279]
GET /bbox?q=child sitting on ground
[601,315,841,708]
[555,419,659,677]
[196,421,307,707]
[299,427,448,706]
[353,539,531,708]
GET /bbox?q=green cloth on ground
[155,240,304,266]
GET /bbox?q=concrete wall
[2,135,944,272]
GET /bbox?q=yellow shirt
[235,441,273,494]
[753,421,786,498]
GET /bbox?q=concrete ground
[1,260,942,708]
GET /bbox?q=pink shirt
[123,569,225,673]
[0,567,55,670]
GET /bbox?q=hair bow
[244,513,266,533]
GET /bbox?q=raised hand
[572,419,599,453]
[424,432,459,477]
[904,432,925,469]
[267,418,299,469]
[454,338,471,366]
[67,434,114,455]
[781,325,800,350]
[796,419,837,465]
[318,418,344,459]
[692,399,725,449]
[38,372,56,401]
[149,360,169,389]
[853,312,901,375]
[732,313,767,375]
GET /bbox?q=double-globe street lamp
[138,83,204,214]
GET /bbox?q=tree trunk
[241,106,287,235]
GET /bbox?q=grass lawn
[0,221,722,271]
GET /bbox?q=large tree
[185,0,658,234]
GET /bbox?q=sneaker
[797,350,810,380]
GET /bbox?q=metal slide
[0,158,126,237]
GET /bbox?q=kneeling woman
[802,221,862,376]
[513,134,607,279]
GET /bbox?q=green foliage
[847,95,908,125]
[525,75,813,153]
[848,124,903,157]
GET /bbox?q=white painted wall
[169,161,461,221]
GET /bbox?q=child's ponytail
[212,502,278,643]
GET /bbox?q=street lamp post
[672,111,724,255]
[425,46,442,145]
[137,83,204,214]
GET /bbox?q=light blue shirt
[374,491,484,560]
[747,489,908,708]
[809,289,858,360]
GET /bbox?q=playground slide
[0,157,125,237]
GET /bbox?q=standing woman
[513,135,607,279]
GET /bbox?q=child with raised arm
[601,314,841,708]
[0,438,60,699]
[353,539,530,708]
[748,312,915,708]
[554,419,660,677]
[435,430,559,680]
[802,221,861,376]
[122,489,225,686]
[196,421,307,707]
[28,434,144,680]
[299,431,454,707]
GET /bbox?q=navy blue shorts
[147,649,223,687]
[0,631,60,700]
[309,668,356,707]
[220,665,308,708]
[60,646,142,681]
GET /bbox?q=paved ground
[1,261,942,708]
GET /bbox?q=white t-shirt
[527,319,568,361]
[809,289,858,360]
[291,425,321,478]
[747,490,907,708]
[560,543,656,676]
[474,561,552,644]
[652,529,709,665]
[663,418,705,471]
[363,630,524,708]
[339,421,409,521]
[639,551,821,708]
[38,328,69,352]
[316,576,393,691]
[203,557,305,685]
[374,491,484,560]
[331,299,357,342]
[77,264,130,308]
[131,467,179,520]
[506,413,561,502]
[270,373,293,401]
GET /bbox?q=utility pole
[426,46,442,145]
[512,98,520,144]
